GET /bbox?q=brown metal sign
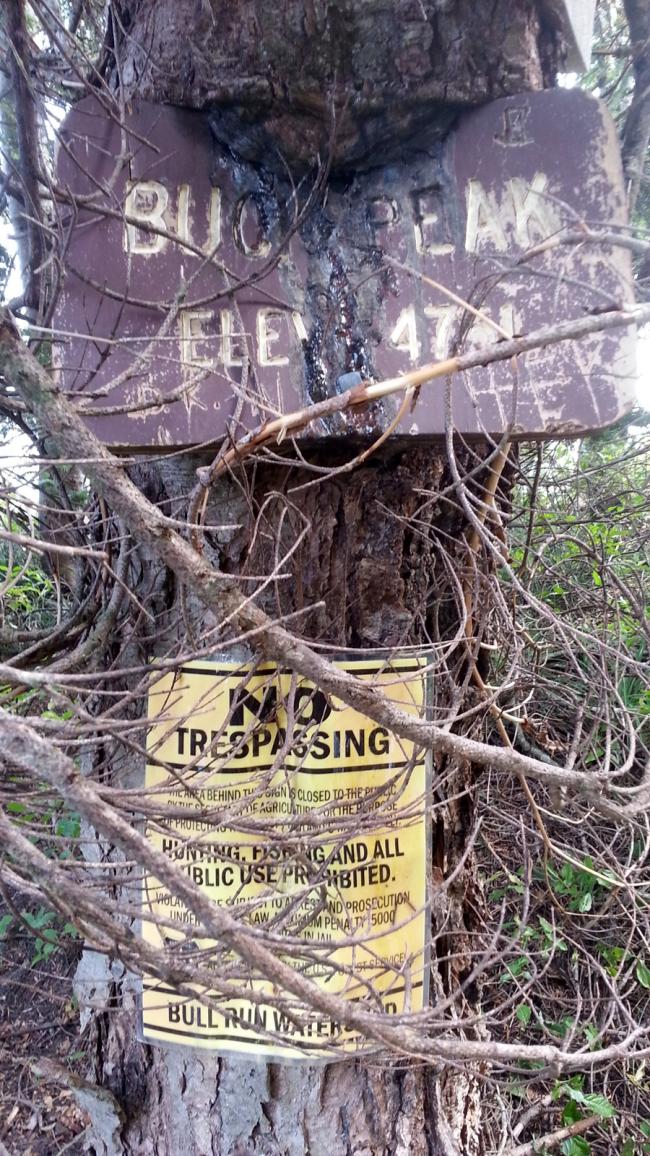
[53,90,635,448]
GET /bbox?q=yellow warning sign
[141,655,430,1058]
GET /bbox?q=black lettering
[309,731,330,760]
[495,104,532,147]
[271,727,287,755]
[190,728,207,756]
[369,727,390,756]
[252,728,272,758]
[228,731,250,759]
[228,685,278,727]
[272,1009,294,1033]
[345,730,365,758]
[293,688,331,726]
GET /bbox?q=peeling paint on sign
[53,89,635,447]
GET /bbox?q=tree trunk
[82,445,487,1155]
[109,0,558,168]
[76,4,560,1152]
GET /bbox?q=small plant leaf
[581,1093,615,1119]
[636,961,650,989]
[560,1137,590,1156]
[562,1100,582,1125]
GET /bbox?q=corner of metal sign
[543,0,597,72]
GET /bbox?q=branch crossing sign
[55,89,635,447]
[141,656,430,1058]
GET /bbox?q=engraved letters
[57,91,634,445]
[128,173,559,380]
[124,181,223,255]
[495,105,532,147]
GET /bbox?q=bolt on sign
[53,89,635,448]
[141,656,430,1058]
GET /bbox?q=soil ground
[0,892,89,1155]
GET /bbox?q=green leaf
[500,956,530,983]
[0,914,13,938]
[32,938,58,966]
[581,1093,615,1119]
[548,1017,574,1039]
[23,907,54,932]
[566,1087,587,1105]
[636,961,650,989]
[560,1137,590,1156]
[620,1140,635,1156]
[599,945,625,977]
[562,1100,582,1125]
[583,1024,600,1048]
[516,1004,532,1025]
[56,812,81,840]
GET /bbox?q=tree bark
[108,0,558,168]
[81,445,487,1156]
[73,3,560,1153]
[622,0,650,218]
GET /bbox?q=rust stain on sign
[53,90,635,448]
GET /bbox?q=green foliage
[509,415,650,781]
[636,961,650,989]
[0,905,79,967]
[561,1140,590,1156]
[0,560,54,621]
[537,1077,618,1156]
[542,858,616,914]
[6,799,81,851]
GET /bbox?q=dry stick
[1,711,648,1069]
[1,304,650,815]
[461,432,556,857]
[461,445,610,882]
[511,1094,554,1139]
[0,526,107,559]
[194,303,647,492]
[507,1113,600,1156]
